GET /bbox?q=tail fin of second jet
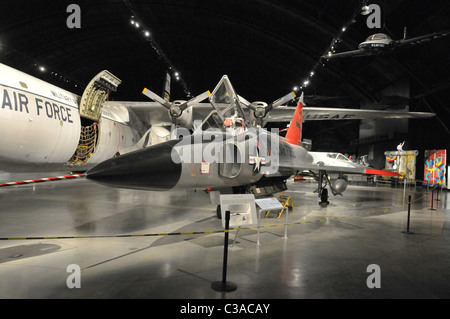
[285,94,304,146]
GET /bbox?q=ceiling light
[39,66,46,72]
[342,26,346,32]
[303,80,309,86]
[144,31,150,37]
[361,5,370,15]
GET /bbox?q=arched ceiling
[1,0,449,151]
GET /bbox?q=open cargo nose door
[67,70,121,167]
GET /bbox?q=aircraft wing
[290,162,400,177]
[278,150,401,179]
[115,100,434,127]
[110,101,213,126]
[106,101,170,126]
[321,49,365,60]
[396,29,450,47]
[266,106,435,122]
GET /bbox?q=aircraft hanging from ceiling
[86,75,417,208]
[322,29,450,60]
[0,63,434,174]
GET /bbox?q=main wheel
[216,205,222,219]
[319,188,329,206]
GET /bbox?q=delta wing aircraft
[86,75,417,209]
[0,63,434,174]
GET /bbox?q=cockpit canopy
[326,153,351,162]
[209,75,246,122]
[365,33,392,42]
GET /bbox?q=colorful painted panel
[424,150,447,186]
[384,150,417,180]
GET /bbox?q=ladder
[265,192,293,218]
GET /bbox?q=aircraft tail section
[285,98,303,146]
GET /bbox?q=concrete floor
[0,172,449,300]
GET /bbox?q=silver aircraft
[322,29,450,60]
[0,62,433,173]
[86,75,406,209]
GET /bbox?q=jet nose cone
[86,141,182,190]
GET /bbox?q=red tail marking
[285,101,303,145]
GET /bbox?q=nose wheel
[216,205,222,219]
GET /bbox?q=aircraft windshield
[327,153,351,161]
[209,75,246,121]
[199,111,226,132]
[367,33,391,41]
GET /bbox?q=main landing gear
[319,188,329,207]
[315,170,329,207]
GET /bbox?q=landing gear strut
[315,170,329,206]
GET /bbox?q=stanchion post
[429,188,436,210]
[283,207,288,239]
[406,195,411,232]
[212,211,237,292]
[402,195,414,234]
[257,209,261,245]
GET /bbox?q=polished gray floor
[0,172,449,299]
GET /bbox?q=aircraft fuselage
[0,63,139,172]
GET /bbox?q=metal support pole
[212,211,237,292]
[406,195,411,232]
[283,207,288,239]
[257,209,262,245]
[402,195,414,234]
[429,188,436,210]
[403,178,407,209]
[231,227,241,248]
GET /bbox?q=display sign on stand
[219,194,258,228]
[255,196,284,211]
[255,196,288,244]
[213,194,258,293]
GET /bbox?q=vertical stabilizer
[285,96,304,146]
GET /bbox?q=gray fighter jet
[86,75,405,208]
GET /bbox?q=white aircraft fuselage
[0,63,141,172]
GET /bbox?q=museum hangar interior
[0,0,449,302]
[1,0,449,172]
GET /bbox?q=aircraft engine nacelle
[218,141,263,186]
[149,126,171,145]
[170,101,193,129]
[330,177,348,195]
[248,101,269,127]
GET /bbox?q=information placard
[255,197,284,211]
[219,194,257,228]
